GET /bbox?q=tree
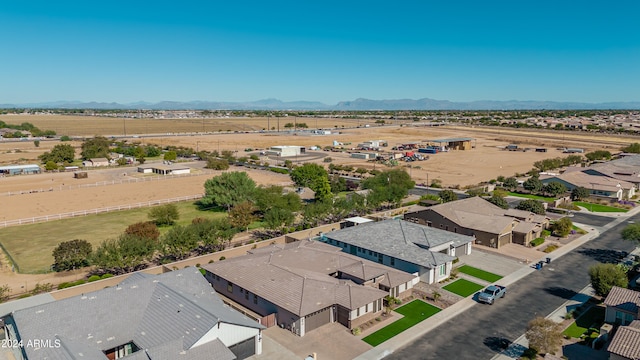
[202,171,257,210]
[523,176,543,193]
[52,239,93,271]
[148,203,180,226]
[585,150,612,161]
[228,201,256,232]
[163,151,177,161]
[571,186,589,201]
[39,143,75,164]
[439,189,457,203]
[589,263,628,297]
[92,234,156,274]
[551,217,572,237]
[524,317,562,355]
[33,140,40,147]
[502,177,519,191]
[81,136,111,160]
[205,158,230,170]
[45,160,58,171]
[264,208,295,232]
[125,221,160,241]
[160,225,199,260]
[362,169,415,206]
[542,181,567,197]
[622,223,640,245]
[516,199,546,215]
[621,143,640,153]
[290,163,329,189]
[254,185,301,213]
[486,195,509,209]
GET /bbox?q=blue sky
[1,1,639,104]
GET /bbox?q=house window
[390,258,395,266]
[227,282,233,293]
[356,307,360,317]
[427,221,432,227]
[454,227,457,233]
[439,264,446,276]
[245,291,249,300]
[445,225,449,231]
[254,294,258,304]
[215,275,220,281]
[365,303,369,312]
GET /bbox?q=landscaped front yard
[507,192,556,202]
[573,201,628,213]
[362,300,441,346]
[457,265,503,283]
[562,306,605,338]
[442,278,485,297]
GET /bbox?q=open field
[362,300,441,346]
[0,201,231,273]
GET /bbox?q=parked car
[478,285,507,305]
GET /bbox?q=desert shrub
[530,237,545,247]
[101,273,114,279]
[543,244,559,253]
[270,167,289,174]
[88,275,101,282]
[219,256,226,261]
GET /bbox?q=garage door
[229,337,255,360]
[305,306,332,333]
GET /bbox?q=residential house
[202,240,417,336]
[403,197,549,248]
[323,219,474,283]
[604,286,640,326]
[540,170,635,200]
[582,154,640,190]
[82,157,110,167]
[607,320,640,360]
[2,267,264,360]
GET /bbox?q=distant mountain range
[2,98,639,110]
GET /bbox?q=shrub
[543,244,559,253]
[219,256,226,261]
[88,275,101,282]
[101,273,114,279]
[208,259,214,263]
[270,167,289,174]
[530,237,545,247]
[351,327,361,335]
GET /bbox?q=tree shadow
[483,336,511,353]
[577,248,627,264]
[544,286,578,300]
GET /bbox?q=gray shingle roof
[9,267,260,360]
[325,219,472,268]
[604,286,640,313]
[607,320,640,359]
[203,240,414,317]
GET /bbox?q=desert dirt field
[0,114,637,290]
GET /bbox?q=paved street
[387,212,639,360]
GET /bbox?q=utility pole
[123,118,126,136]
[268,114,270,132]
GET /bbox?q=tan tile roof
[608,320,640,359]
[203,240,415,316]
[544,171,634,192]
[427,197,516,234]
[604,286,640,313]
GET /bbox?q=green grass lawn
[457,265,503,283]
[563,306,605,338]
[442,278,485,297]
[573,201,628,213]
[507,192,555,202]
[0,201,228,273]
[362,300,441,346]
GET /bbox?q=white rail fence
[0,170,218,197]
[0,194,204,228]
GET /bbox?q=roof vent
[36,310,45,314]
[107,337,115,341]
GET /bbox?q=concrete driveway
[257,322,372,360]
